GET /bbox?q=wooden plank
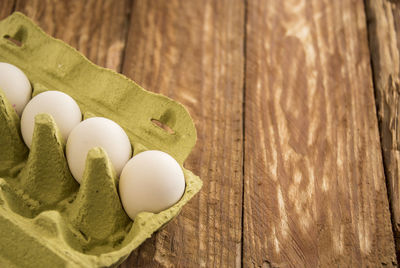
[0,1,15,20]
[120,0,244,267]
[15,0,131,71]
[364,0,400,260]
[243,0,397,267]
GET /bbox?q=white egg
[66,117,132,183]
[119,150,185,220]
[0,62,32,115]
[21,91,82,148]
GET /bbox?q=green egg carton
[0,12,202,268]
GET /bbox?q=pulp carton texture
[0,12,202,268]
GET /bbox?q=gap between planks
[363,0,400,264]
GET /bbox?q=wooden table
[1,0,399,267]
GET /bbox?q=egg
[119,150,185,220]
[21,91,82,148]
[66,117,132,183]
[0,62,32,115]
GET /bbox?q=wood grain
[120,0,244,267]
[243,0,397,267]
[364,0,400,260]
[1,1,399,267]
[0,1,15,20]
[14,0,132,71]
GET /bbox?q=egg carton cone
[0,12,202,268]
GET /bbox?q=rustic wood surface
[365,0,400,261]
[243,0,396,266]
[1,0,399,267]
[0,0,14,20]
[120,1,244,267]
[15,0,131,72]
